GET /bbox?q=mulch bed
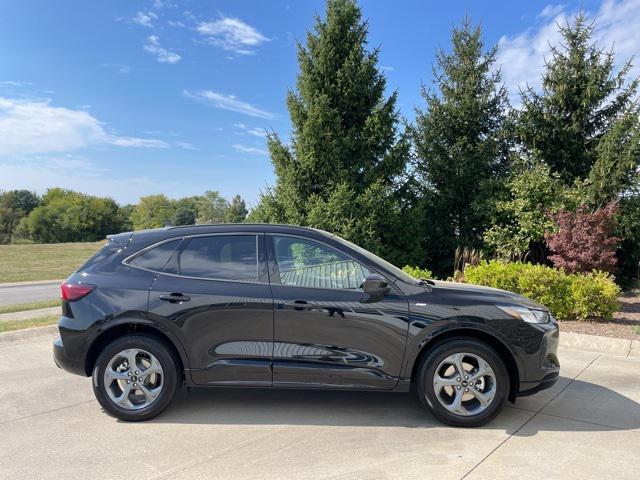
[558,290,640,340]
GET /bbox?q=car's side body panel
[270,285,410,389]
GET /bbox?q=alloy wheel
[432,352,497,416]
[103,348,164,410]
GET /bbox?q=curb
[0,325,58,344]
[559,331,639,358]
[0,279,64,288]
[0,307,60,323]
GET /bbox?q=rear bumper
[53,336,86,376]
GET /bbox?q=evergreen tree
[251,0,411,263]
[225,195,248,223]
[517,12,639,185]
[588,110,640,206]
[412,19,509,274]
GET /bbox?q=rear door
[142,233,274,386]
[267,234,410,390]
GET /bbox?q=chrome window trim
[123,233,263,284]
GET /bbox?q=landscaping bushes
[464,261,620,321]
[402,265,434,280]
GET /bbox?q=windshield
[334,236,420,285]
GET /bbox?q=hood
[428,279,547,311]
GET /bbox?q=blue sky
[1,0,639,207]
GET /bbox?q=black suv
[53,224,559,427]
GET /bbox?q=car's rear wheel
[416,337,509,427]
[92,334,180,421]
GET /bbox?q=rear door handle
[159,293,191,303]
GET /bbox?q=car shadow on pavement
[148,377,640,433]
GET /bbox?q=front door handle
[283,300,317,311]
[159,293,191,303]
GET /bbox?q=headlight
[496,305,550,324]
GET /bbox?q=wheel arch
[409,327,520,402]
[83,321,188,378]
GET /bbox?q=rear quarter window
[78,240,124,271]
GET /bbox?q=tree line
[249,0,640,285]
[2,0,639,285]
[0,188,247,244]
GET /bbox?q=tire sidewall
[417,338,510,427]
[92,334,179,422]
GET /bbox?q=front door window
[272,236,370,290]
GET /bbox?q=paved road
[0,330,638,480]
[0,282,60,306]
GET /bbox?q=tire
[416,337,510,427]
[92,334,181,421]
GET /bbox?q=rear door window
[178,235,258,281]
[128,239,181,274]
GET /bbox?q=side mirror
[362,273,391,297]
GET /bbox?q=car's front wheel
[417,337,509,427]
[92,334,180,421]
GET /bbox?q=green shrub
[402,265,434,280]
[463,261,524,293]
[464,260,620,321]
[517,264,574,320]
[569,271,621,320]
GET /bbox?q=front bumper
[53,336,86,376]
[516,322,560,396]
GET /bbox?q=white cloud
[498,0,640,104]
[185,90,274,119]
[109,136,170,148]
[0,80,26,87]
[234,122,267,137]
[232,144,267,155]
[100,63,131,74]
[175,141,196,150]
[0,97,104,155]
[0,96,171,156]
[132,11,157,28]
[538,4,565,19]
[144,35,181,64]
[197,16,269,55]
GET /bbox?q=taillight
[60,282,96,302]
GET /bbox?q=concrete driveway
[0,329,638,480]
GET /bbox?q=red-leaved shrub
[545,203,619,274]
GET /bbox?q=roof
[124,223,335,247]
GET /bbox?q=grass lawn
[0,315,59,333]
[0,299,60,315]
[0,241,104,283]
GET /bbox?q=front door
[148,233,273,386]
[267,234,410,390]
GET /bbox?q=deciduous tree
[545,202,620,274]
